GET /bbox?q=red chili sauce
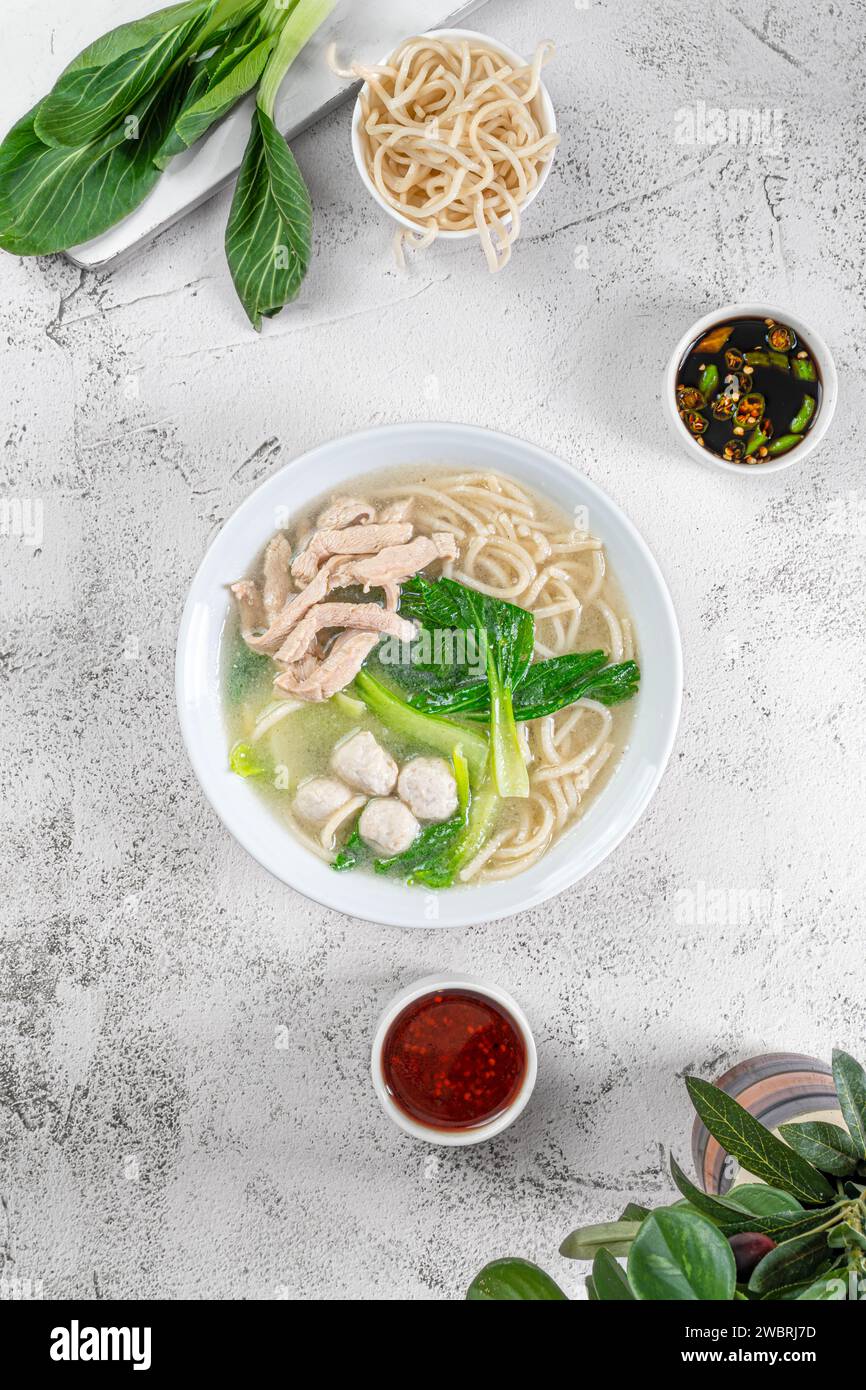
[381,989,527,1130]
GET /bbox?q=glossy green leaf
[156,22,275,166]
[726,1183,803,1215]
[797,1274,848,1300]
[0,78,186,255]
[666,1173,836,1243]
[619,1202,651,1223]
[627,1209,736,1301]
[62,0,214,75]
[722,1207,842,1242]
[669,1155,762,1231]
[34,5,215,148]
[559,1221,641,1261]
[466,1258,568,1301]
[832,1050,866,1158]
[827,1221,866,1252]
[585,1275,598,1301]
[0,107,46,236]
[591,1249,634,1300]
[779,1121,860,1177]
[685,1076,835,1204]
[224,107,311,329]
[761,1281,814,1300]
[748,1231,833,1295]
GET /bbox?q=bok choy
[394,576,640,797]
[0,0,335,328]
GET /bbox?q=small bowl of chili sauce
[371,976,537,1145]
[664,304,837,474]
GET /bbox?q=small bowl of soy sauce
[664,304,837,474]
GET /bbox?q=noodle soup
[224,466,639,889]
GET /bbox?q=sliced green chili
[733,392,765,430]
[744,349,790,371]
[766,433,801,457]
[711,393,735,420]
[723,439,745,462]
[790,394,816,433]
[676,384,704,411]
[684,410,708,435]
[724,348,744,371]
[792,355,817,381]
[745,424,770,456]
[767,323,796,352]
[697,363,719,399]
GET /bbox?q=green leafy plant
[467,1049,866,1302]
[0,0,334,329]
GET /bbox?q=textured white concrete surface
[1,0,865,1301]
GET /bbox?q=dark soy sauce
[676,316,822,464]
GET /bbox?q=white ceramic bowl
[664,303,838,475]
[175,422,682,929]
[350,28,557,241]
[370,974,537,1145]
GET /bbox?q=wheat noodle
[351,37,558,271]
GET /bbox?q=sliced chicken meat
[290,522,413,585]
[358,797,420,857]
[230,579,266,640]
[244,556,340,653]
[277,648,321,684]
[331,731,398,797]
[261,535,293,621]
[315,495,376,530]
[377,498,413,524]
[330,533,457,591]
[274,602,415,665]
[273,630,380,701]
[381,582,400,612]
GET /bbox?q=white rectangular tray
[67,0,490,269]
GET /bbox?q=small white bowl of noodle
[348,29,558,271]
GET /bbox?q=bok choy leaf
[0,0,334,326]
[33,3,218,148]
[224,0,335,329]
[393,577,641,733]
[398,576,533,798]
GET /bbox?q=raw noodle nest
[353,36,559,271]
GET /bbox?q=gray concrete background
[1,0,865,1300]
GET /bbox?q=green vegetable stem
[397,575,534,799]
[352,670,490,786]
